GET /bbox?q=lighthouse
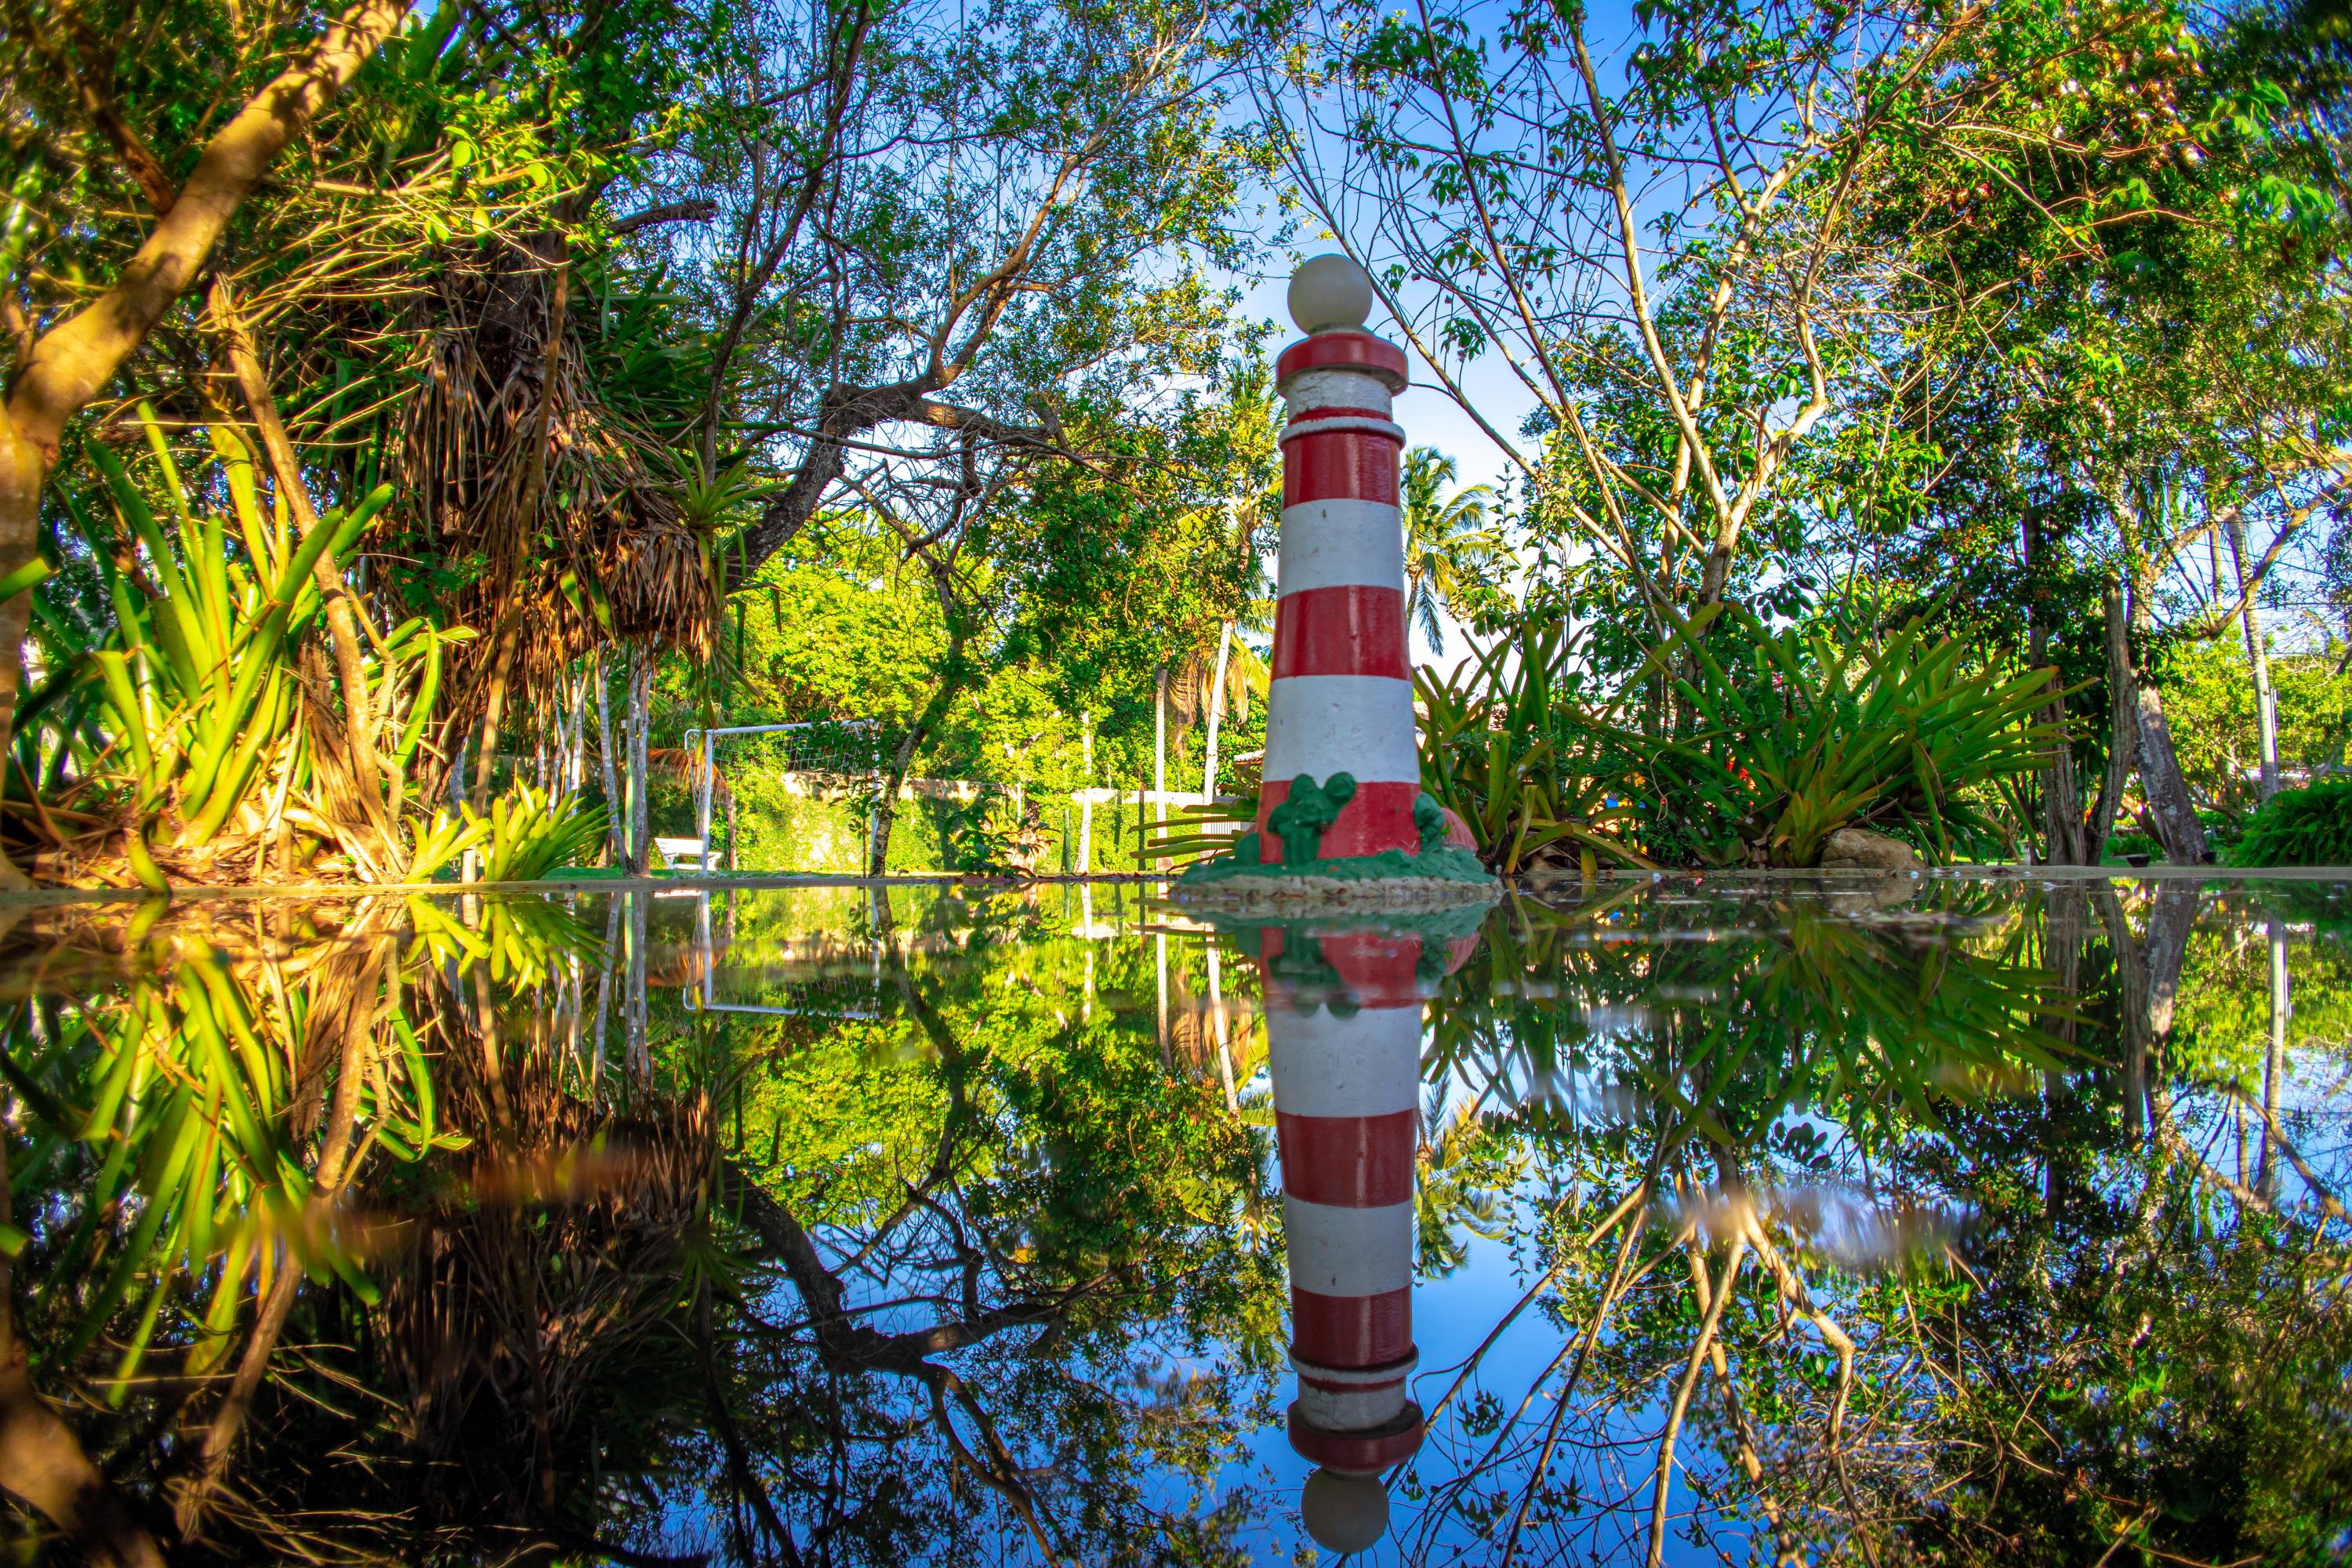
[1175,256,1494,909]
[1259,256,1423,864]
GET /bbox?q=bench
[652,835,720,873]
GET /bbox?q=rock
[1439,805,1478,851]
[1818,827,1922,873]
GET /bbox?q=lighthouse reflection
[1236,915,1480,1555]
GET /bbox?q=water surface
[3,876,2347,1566]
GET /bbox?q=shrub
[1409,604,2067,871]
[2232,779,2352,867]
[1415,615,1660,874]
[1641,608,2067,866]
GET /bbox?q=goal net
[683,720,885,874]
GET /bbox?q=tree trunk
[2029,627,2082,864]
[2136,688,2208,862]
[2227,511,2281,799]
[217,282,385,811]
[868,724,920,877]
[869,604,968,875]
[567,666,588,796]
[626,645,651,874]
[593,652,623,866]
[2128,576,2208,867]
[868,670,967,874]
[2261,916,2288,1199]
[1153,663,1167,826]
[1078,711,1094,874]
[0,428,45,887]
[473,612,521,804]
[0,1351,165,1568]
[2094,887,2150,1145]
[2024,510,2083,862]
[1202,621,1232,799]
[2086,576,2137,862]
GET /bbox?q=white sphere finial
[1289,254,1374,335]
[1300,1468,1391,1553]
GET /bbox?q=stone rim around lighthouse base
[1168,843,1501,913]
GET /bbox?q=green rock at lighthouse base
[1169,842,1501,912]
[1176,842,1494,887]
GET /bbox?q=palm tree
[1400,447,1504,655]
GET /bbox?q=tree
[0,0,414,883]
[630,0,1258,587]
[1247,0,2174,641]
[1399,445,1503,654]
[1810,0,2352,862]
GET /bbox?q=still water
[2,876,2347,1566]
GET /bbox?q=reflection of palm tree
[1401,447,1503,655]
[1414,1085,1522,1277]
[1233,1087,1283,1251]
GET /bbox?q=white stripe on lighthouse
[1262,676,1421,785]
[1292,1363,1414,1430]
[1284,368,1396,413]
[1280,416,1408,445]
[1277,500,1406,596]
[1283,1196,1416,1298]
[1266,1008,1423,1116]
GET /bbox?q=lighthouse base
[1169,844,1500,913]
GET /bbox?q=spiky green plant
[8,919,460,1403]
[2231,778,2352,867]
[1646,610,2072,866]
[36,407,463,885]
[408,782,610,884]
[1415,614,1667,875]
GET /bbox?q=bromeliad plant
[28,408,611,891]
[408,782,612,885]
[1643,609,2071,866]
[7,909,459,1412]
[1414,614,1671,875]
[1411,603,2071,871]
[23,409,466,886]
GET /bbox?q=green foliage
[2232,777,2352,866]
[33,410,462,881]
[1642,610,2069,866]
[1415,615,1659,874]
[1144,797,1260,869]
[2157,640,2352,817]
[2,909,508,1411]
[409,783,610,884]
[1417,604,2063,869]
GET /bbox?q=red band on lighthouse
[1282,428,1401,508]
[1276,1109,1417,1206]
[1272,586,1410,681]
[1276,331,1410,387]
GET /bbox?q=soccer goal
[677,719,883,873]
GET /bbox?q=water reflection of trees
[0,887,1291,1566]
[2,880,2347,1566]
[1407,880,2352,1568]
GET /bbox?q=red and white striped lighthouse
[1257,256,1421,865]
[1261,923,1431,1552]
